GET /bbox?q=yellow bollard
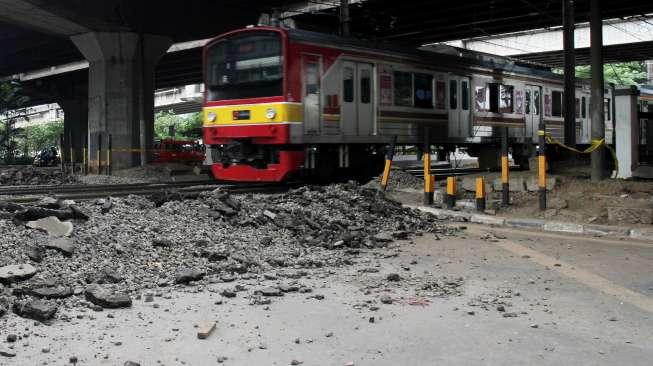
[423,153,434,204]
[446,176,456,208]
[475,177,486,212]
[380,159,392,191]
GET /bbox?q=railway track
[0,181,293,204]
[403,166,482,178]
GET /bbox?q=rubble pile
[368,169,423,191]
[0,166,76,186]
[0,182,455,323]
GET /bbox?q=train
[201,25,623,182]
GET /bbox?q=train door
[303,54,321,134]
[357,63,374,136]
[524,85,542,142]
[341,61,374,136]
[447,76,471,138]
[577,93,590,143]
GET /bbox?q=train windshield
[206,31,283,101]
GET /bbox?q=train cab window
[551,91,563,117]
[394,71,412,107]
[435,81,446,109]
[343,67,354,103]
[206,31,283,101]
[449,80,457,109]
[604,98,611,121]
[360,69,371,104]
[414,73,433,108]
[461,81,469,111]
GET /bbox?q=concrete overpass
[3,0,653,173]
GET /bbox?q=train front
[202,27,304,182]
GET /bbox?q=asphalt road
[1,224,652,366]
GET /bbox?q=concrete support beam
[0,0,89,36]
[614,86,639,179]
[563,0,576,146]
[71,32,172,171]
[590,0,606,181]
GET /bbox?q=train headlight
[265,108,277,119]
[207,111,217,122]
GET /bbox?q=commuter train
[202,26,618,182]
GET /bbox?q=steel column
[590,0,606,181]
[563,0,576,147]
[340,0,350,36]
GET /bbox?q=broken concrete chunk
[257,287,283,297]
[197,321,217,339]
[373,232,393,242]
[46,237,76,256]
[0,263,37,283]
[26,246,45,263]
[175,268,206,284]
[85,285,132,308]
[13,299,58,322]
[29,286,74,299]
[26,216,73,238]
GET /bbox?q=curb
[406,205,647,241]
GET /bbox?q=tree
[556,62,648,86]
[0,82,29,164]
[154,111,202,140]
[23,120,64,155]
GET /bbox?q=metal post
[563,0,576,147]
[590,0,605,181]
[69,131,75,174]
[501,127,509,205]
[380,135,397,191]
[59,134,65,173]
[340,0,350,36]
[83,134,88,175]
[97,133,102,175]
[538,87,547,210]
[423,128,433,205]
[107,134,112,176]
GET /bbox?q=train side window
[461,81,469,111]
[499,85,514,113]
[435,80,446,109]
[343,67,354,103]
[394,71,412,107]
[525,89,531,115]
[360,69,371,104]
[551,91,563,117]
[306,62,319,95]
[581,97,587,118]
[449,80,457,109]
[604,98,611,121]
[575,98,580,118]
[414,73,433,108]
[488,83,499,112]
[533,89,540,115]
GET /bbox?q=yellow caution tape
[544,133,618,173]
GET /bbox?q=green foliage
[0,81,30,164]
[556,62,647,86]
[21,120,64,155]
[154,111,202,140]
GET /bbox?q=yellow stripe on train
[203,103,303,126]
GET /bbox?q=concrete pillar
[614,86,639,179]
[647,60,653,85]
[563,0,576,146]
[71,32,171,171]
[589,0,606,181]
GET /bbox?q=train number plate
[232,110,251,120]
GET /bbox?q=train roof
[284,27,564,82]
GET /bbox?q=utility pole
[340,0,350,36]
[563,0,576,147]
[590,0,605,181]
